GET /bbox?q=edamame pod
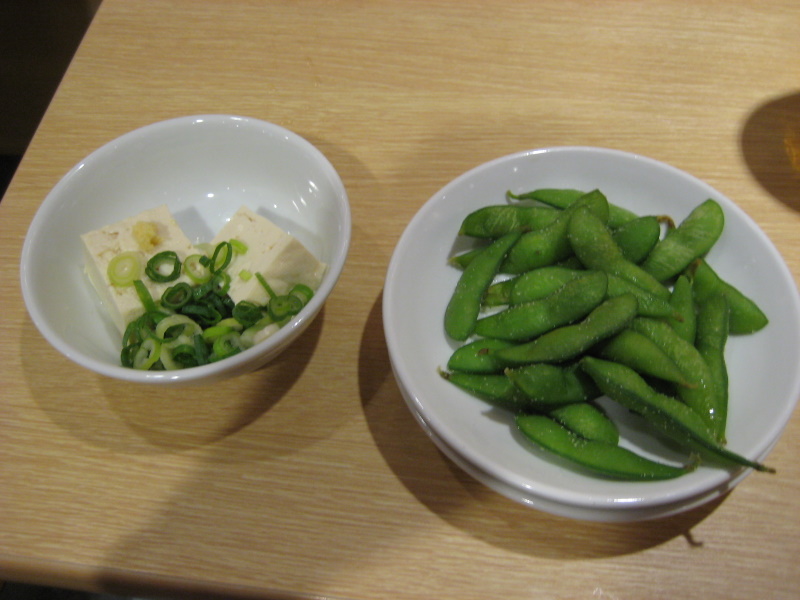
[567,206,670,300]
[505,362,601,407]
[500,190,610,274]
[474,271,607,341]
[612,215,663,264]
[459,205,561,238]
[508,188,638,228]
[642,199,725,282]
[516,414,691,480]
[594,328,693,387]
[688,259,768,334]
[447,338,517,374]
[695,294,730,441]
[445,231,522,341]
[547,401,619,445]
[439,370,531,412]
[495,293,638,366]
[665,274,696,344]
[580,357,773,473]
[629,317,722,439]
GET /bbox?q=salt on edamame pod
[500,190,609,274]
[567,206,670,300]
[547,401,619,445]
[508,188,639,229]
[687,259,768,335]
[483,277,515,307]
[516,414,691,480]
[459,205,561,238]
[642,199,725,282]
[629,317,722,439]
[579,357,774,473]
[445,230,522,341]
[695,294,730,441]
[505,362,601,407]
[474,271,607,341]
[612,215,663,264]
[447,338,516,374]
[494,293,638,366]
[594,328,693,388]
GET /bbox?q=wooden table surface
[2,1,800,599]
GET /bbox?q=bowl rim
[383,145,800,519]
[20,114,351,384]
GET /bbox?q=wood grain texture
[2,1,800,599]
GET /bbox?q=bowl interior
[383,146,800,520]
[21,115,350,383]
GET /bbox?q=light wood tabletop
[2,1,800,599]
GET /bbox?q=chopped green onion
[217,317,243,331]
[230,239,248,254]
[184,254,212,284]
[211,271,231,296]
[161,282,193,310]
[289,283,315,306]
[133,338,162,370]
[202,324,236,344]
[211,332,243,361]
[180,303,222,327]
[232,301,263,328]
[155,314,202,342]
[145,251,182,283]
[268,294,304,321]
[133,279,159,313]
[238,269,253,281]
[210,241,233,273]
[107,251,144,287]
[255,272,277,300]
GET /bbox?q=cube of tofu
[212,206,326,306]
[81,205,196,333]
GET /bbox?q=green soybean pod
[494,293,638,366]
[459,205,561,238]
[509,266,583,304]
[440,370,530,412]
[505,363,601,407]
[665,274,697,344]
[445,230,522,341]
[695,294,730,440]
[688,259,768,335]
[629,316,722,439]
[474,271,607,341]
[508,188,639,228]
[579,357,773,473]
[567,206,670,300]
[483,277,516,307]
[447,338,517,374]
[547,401,619,445]
[612,215,662,264]
[594,328,693,387]
[641,199,725,282]
[516,414,691,480]
[448,246,486,270]
[500,190,610,274]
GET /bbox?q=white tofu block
[212,206,327,306]
[81,205,196,333]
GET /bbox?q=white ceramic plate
[383,147,800,521]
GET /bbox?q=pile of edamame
[442,188,773,481]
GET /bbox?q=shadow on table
[358,292,722,560]
[24,307,324,454]
[740,90,800,212]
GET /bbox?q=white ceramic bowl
[383,146,800,521]
[21,115,350,385]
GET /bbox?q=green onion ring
[183,254,212,284]
[145,251,182,283]
[210,241,233,273]
[232,301,264,328]
[268,294,304,321]
[133,279,159,313]
[107,251,144,287]
[289,283,315,306]
[230,239,248,254]
[161,282,193,310]
[133,338,162,370]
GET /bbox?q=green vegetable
[107,251,144,287]
[145,251,182,283]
